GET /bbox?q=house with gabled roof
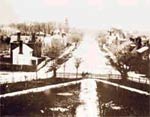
[10,32,40,66]
[12,41,39,65]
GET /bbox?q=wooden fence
[57,72,150,85]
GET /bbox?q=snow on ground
[0,79,82,98]
[128,72,150,84]
[76,79,100,117]
[0,70,53,84]
[0,72,36,84]
[96,79,150,96]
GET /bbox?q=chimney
[31,33,36,42]
[19,41,23,54]
[11,42,19,63]
[10,43,14,63]
[17,32,21,41]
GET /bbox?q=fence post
[119,75,121,79]
[145,79,147,84]
[108,74,110,80]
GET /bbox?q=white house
[12,42,38,65]
[43,33,67,46]
[106,28,127,45]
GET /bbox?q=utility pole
[36,65,38,80]
[63,63,66,78]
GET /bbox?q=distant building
[43,29,68,47]
[106,28,126,45]
[12,41,38,65]
[27,33,42,57]
[136,46,149,60]
[63,18,69,33]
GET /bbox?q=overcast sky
[0,0,150,31]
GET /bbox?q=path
[76,79,100,117]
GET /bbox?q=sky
[0,0,150,31]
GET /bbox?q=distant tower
[64,17,69,33]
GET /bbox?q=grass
[1,83,80,116]
[108,79,150,92]
[97,82,150,116]
[0,77,81,94]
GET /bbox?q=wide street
[58,31,119,74]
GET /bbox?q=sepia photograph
[0,0,150,116]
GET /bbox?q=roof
[36,31,45,36]
[51,34,62,40]
[43,34,62,45]
[10,35,30,43]
[117,41,133,51]
[136,46,149,53]
[43,36,52,44]
[31,56,39,60]
[13,44,33,53]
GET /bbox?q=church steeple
[64,17,69,33]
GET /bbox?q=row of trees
[9,22,55,35]
[43,31,83,78]
[98,31,150,80]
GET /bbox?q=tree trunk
[53,68,57,78]
[120,71,128,81]
[76,68,78,78]
[63,63,66,78]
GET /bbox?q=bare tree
[69,32,83,47]
[43,37,65,78]
[9,22,55,35]
[74,58,82,78]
